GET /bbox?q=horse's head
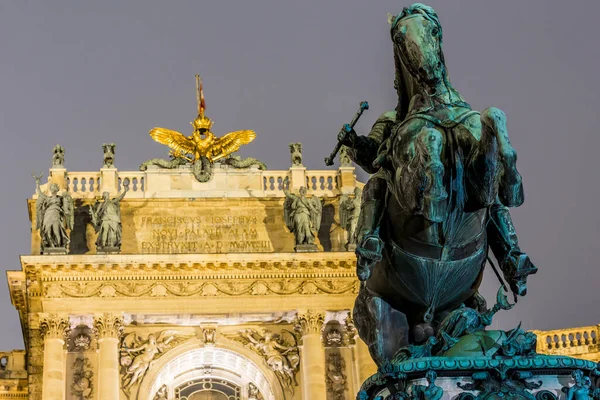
[389,4,445,86]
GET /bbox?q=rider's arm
[346,111,396,174]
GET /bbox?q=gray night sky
[0,0,598,349]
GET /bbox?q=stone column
[39,314,70,400]
[294,310,326,400]
[94,313,124,399]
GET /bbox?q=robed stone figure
[35,178,74,254]
[90,186,128,252]
[283,178,323,251]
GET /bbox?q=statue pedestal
[96,246,121,255]
[295,244,318,253]
[357,355,599,400]
[42,247,68,255]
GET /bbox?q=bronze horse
[337,4,537,366]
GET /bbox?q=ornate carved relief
[294,310,325,336]
[71,355,93,399]
[325,329,344,347]
[44,278,358,299]
[94,313,124,340]
[325,353,347,400]
[248,382,264,400]
[344,312,357,345]
[227,328,300,394]
[119,330,194,396]
[153,384,168,400]
[39,314,71,341]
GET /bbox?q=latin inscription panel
[125,200,290,254]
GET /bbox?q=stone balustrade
[532,325,600,361]
[34,164,359,200]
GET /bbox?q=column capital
[294,310,325,336]
[39,313,70,341]
[93,313,124,340]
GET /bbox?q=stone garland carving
[283,178,323,252]
[102,143,116,168]
[89,182,128,252]
[39,314,71,341]
[94,313,124,340]
[119,330,194,395]
[229,328,300,394]
[290,142,303,166]
[44,278,359,299]
[248,383,264,400]
[52,144,65,168]
[339,187,362,250]
[71,355,93,399]
[325,353,347,400]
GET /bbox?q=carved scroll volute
[39,314,71,342]
[93,313,124,340]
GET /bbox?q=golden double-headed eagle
[149,75,256,163]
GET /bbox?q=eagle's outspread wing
[211,130,256,161]
[149,127,196,156]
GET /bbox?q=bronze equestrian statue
[335,3,538,366]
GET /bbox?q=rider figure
[338,4,537,302]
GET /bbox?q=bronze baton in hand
[324,101,369,166]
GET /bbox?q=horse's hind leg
[481,107,524,207]
[353,284,409,366]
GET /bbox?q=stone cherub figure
[239,328,300,394]
[283,177,323,251]
[89,181,128,252]
[102,143,115,168]
[33,173,74,253]
[52,145,65,168]
[339,186,362,250]
[120,330,193,393]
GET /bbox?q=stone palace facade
[0,150,598,399]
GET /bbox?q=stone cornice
[17,252,356,284]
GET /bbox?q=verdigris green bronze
[33,173,74,254]
[89,182,128,253]
[333,3,538,368]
